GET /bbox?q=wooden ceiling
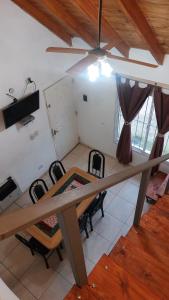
[12,0,169,65]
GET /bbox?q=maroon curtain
[149,87,169,174]
[116,75,152,164]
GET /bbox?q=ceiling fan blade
[103,42,117,51]
[46,47,88,54]
[67,54,97,74]
[106,52,158,68]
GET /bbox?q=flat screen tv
[2,90,39,128]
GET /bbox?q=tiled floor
[0,143,150,300]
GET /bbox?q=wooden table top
[26,167,96,249]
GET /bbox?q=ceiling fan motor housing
[89,48,106,57]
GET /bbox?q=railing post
[57,206,88,287]
[133,168,151,227]
[165,177,169,194]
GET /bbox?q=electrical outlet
[83,94,88,102]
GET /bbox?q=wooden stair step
[140,213,169,241]
[89,254,160,300]
[109,236,169,299]
[65,255,160,300]
[148,205,169,219]
[162,194,169,199]
[156,196,169,212]
[142,207,169,227]
[126,227,169,267]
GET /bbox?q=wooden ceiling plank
[41,0,97,48]
[117,0,164,65]
[73,0,130,57]
[12,0,72,46]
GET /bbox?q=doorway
[44,76,78,160]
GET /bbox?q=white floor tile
[108,181,127,195]
[118,182,139,205]
[56,255,94,285]
[39,273,71,300]
[16,192,32,208]
[21,258,56,299]
[82,231,112,264]
[12,282,36,300]
[93,212,124,242]
[0,263,18,290]
[4,243,36,279]
[0,236,19,262]
[104,190,117,209]
[105,195,135,224]
[106,230,123,255]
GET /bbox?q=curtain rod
[116,72,169,90]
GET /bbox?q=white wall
[0,0,86,192]
[74,76,117,156]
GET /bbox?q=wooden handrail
[0,153,169,240]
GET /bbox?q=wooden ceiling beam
[41,0,97,48]
[73,0,130,57]
[12,0,72,46]
[117,0,164,65]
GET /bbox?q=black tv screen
[3,90,39,128]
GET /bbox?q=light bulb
[87,64,99,82]
[100,60,113,77]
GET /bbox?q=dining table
[25,167,97,250]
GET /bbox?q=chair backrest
[29,179,48,204]
[78,213,88,232]
[15,234,31,249]
[15,234,49,255]
[88,149,105,178]
[29,237,49,255]
[49,160,66,184]
[86,191,107,216]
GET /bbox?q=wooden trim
[0,154,169,241]
[117,0,164,64]
[73,0,129,57]
[12,0,72,46]
[41,0,96,48]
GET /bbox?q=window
[115,95,169,157]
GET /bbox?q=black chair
[78,213,89,239]
[15,234,63,269]
[29,179,48,204]
[49,160,66,184]
[85,191,107,231]
[88,149,105,178]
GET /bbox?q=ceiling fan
[46,0,158,74]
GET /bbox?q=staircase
[65,193,169,299]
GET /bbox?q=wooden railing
[0,153,169,286]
